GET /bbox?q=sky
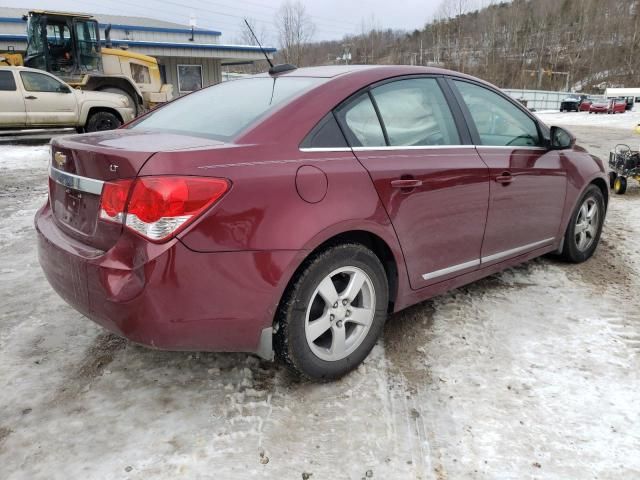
[0,0,444,44]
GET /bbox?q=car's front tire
[274,244,389,381]
[86,111,122,132]
[560,185,605,263]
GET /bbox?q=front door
[335,77,490,290]
[0,70,26,127]
[450,79,566,264]
[19,70,78,126]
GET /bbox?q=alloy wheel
[574,198,599,251]
[305,266,376,362]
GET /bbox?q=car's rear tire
[559,185,605,263]
[86,111,121,132]
[613,176,627,195]
[274,244,389,381]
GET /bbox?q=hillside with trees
[267,0,640,93]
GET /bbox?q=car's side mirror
[57,85,71,94]
[550,126,575,150]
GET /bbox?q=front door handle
[391,179,423,189]
[24,95,37,100]
[495,172,513,184]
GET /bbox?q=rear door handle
[391,179,423,189]
[24,95,37,100]
[495,172,513,184]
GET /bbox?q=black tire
[85,111,121,132]
[609,171,618,189]
[613,176,627,195]
[274,244,389,381]
[559,184,605,263]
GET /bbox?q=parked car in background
[589,98,626,114]
[611,99,627,113]
[36,65,608,380]
[579,98,594,111]
[0,66,135,132]
[560,96,581,112]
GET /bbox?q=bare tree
[275,0,316,66]
[238,18,269,47]
[260,0,640,92]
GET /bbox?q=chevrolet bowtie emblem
[54,151,67,168]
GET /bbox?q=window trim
[445,77,548,148]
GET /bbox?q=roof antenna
[243,18,274,69]
[243,18,297,75]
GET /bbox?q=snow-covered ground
[537,110,640,131]
[1,120,639,479]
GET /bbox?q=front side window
[334,93,386,147]
[0,71,17,91]
[371,78,460,146]
[453,80,540,147]
[20,72,66,92]
[130,77,323,141]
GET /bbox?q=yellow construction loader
[0,10,173,113]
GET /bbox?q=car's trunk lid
[48,130,224,251]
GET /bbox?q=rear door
[335,76,490,290]
[19,70,78,126]
[449,79,566,265]
[0,70,27,127]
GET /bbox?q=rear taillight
[99,176,229,242]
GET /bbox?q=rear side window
[0,71,16,91]
[130,77,322,141]
[300,113,348,149]
[371,78,460,146]
[334,93,386,147]
[453,80,540,147]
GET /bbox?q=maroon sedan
[589,98,626,114]
[36,65,608,380]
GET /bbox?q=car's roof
[254,64,464,79]
[0,66,42,73]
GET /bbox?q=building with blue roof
[0,6,275,95]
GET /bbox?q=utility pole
[419,39,424,65]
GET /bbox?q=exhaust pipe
[104,24,112,48]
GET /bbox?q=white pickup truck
[0,66,135,132]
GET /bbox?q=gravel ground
[0,118,639,479]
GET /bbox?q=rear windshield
[129,77,323,140]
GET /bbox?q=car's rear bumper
[35,202,298,357]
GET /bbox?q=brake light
[100,179,133,223]
[99,176,229,241]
